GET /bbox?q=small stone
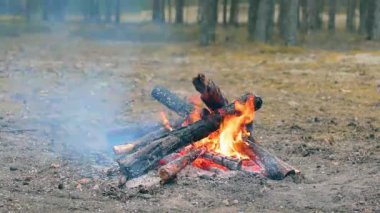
[233,200,239,204]
[9,166,18,171]
[58,183,64,190]
[50,163,60,169]
[69,192,81,199]
[24,176,32,182]
[222,199,230,206]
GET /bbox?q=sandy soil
[0,33,379,212]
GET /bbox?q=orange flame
[193,96,255,159]
[159,96,256,160]
[160,112,173,131]
[182,95,203,126]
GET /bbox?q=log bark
[247,140,298,180]
[201,140,298,180]
[192,73,228,111]
[192,74,262,141]
[117,93,255,179]
[159,148,205,183]
[152,86,195,117]
[202,152,242,170]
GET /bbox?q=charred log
[151,86,195,117]
[159,148,205,184]
[247,140,298,180]
[192,73,228,111]
[202,152,243,170]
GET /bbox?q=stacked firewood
[109,74,298,184]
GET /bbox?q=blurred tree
[25,0,34,21]
[278,0,287,37]
[346,0,356,32]
[253,0,273,42]
[366,0,380,40]
[115,0,121,23]
[284,0,299,45]
[42,0,52,21]
[316,0,324,29]
[300,0,322,32]
[229,0,239,26]
[222,0,228,25]
[105,0,114,23]
[175,0,184,24]
[210,0,218,41]
[212,0,218,25]
[153,0,165,23]
[328,0,337,33]
[248,0,259,41]
[200,0,217,46]
[359,0,368,34]
[266,0,275,40]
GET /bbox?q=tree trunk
[56,0,67,22]
[25,0,33,21]
[278,0,287,37]
[300,0,308,33]
[229,0,239,26]
[266,0,275,41]
[284,0,299,45]
[328,0,337,32]
[307,0,318,31]
[371,0,380,40]
[115,0,121,24]
[175,0,184,24]
[153,0,165,23]
[222,0,228,25]
[248,0,259,41]
[346,0,356,32]
[197,0,202,23]
[105,0,113,23]
[253,0,271,42]
[359,0,368,34]
[200,0,217,46]
[316,0,324,30]
[42,0,50,21]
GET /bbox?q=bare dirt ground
[0,33,379,212]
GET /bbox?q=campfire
[110,74,298,185]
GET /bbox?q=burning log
[151,86,195,117]
[192,74,262,141]
[117,93,256,179]
[192,73,228,111]
[158,148,205,184]
[202,152,243,171]
[117,115,222,178]
[247,140,298,180]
